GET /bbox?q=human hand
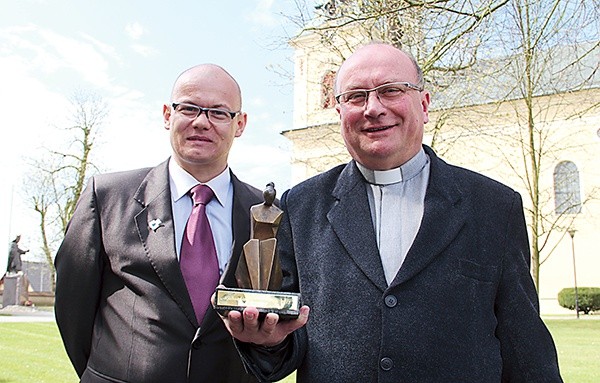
[213,292,309,347]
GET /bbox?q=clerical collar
[357,148,428,186]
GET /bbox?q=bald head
[335,43,423,94]
[171,64,243,109]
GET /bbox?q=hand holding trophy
[214,182,301,319]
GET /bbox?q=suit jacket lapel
[328,162,388,292]
[133,160,198,326]
[392,146,466,287]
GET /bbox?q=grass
[0,322,77,383]
[0,318,597,382]
[545,319,600,382]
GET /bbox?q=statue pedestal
[2,272,29,306]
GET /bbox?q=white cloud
[230,140,291,191]
[249,96,267,107]
[39,29,113,88]
[99,92,171,172]
[1,24,115,89]
[123,22,157,57]
[246,0,278,27]
[131,43,158,57]
[125,22,145,40]
[82,33,122,63]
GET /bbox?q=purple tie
[180,184,220,324]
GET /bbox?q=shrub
[558,287,600,314]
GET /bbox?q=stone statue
[7,235,28,274]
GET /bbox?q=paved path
[1,305,597,323]
[0,305,55,322]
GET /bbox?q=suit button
[384,295,397,308]
[380,357,394,371]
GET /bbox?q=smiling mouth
[364,125,394,133]
[188,136,212,142]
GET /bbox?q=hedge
[557,287,600,314]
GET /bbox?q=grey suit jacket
[55,159,262,383]
[241,145,561,383]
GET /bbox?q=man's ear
[421,91,431,124]
[335,103,342,118]
[163,104,172,130]
[234,112,248,138]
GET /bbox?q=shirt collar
[357,147,428,186]
[168,158,231,206]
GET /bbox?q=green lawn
[0,322,77,383]
[545,319,600,382]
[0,318,597,382]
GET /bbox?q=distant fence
[21,261,53,292]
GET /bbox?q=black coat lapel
[328,162,388,292]
[392,146,466,286]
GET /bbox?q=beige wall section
[283,124,350,183]
[289,28,365,131]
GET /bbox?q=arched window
[321,70,336,109]
[553,161,582,214]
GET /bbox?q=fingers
[220,306,310,347]
[243,307,261,331]
[261,313,279,333]
[226,309,244,334]
[277,305,310,334]
[213,295,312,347]
[220,307,262,344]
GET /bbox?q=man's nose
[363,91,386,116]
[192,110,211,128]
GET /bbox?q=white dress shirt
[168,158,234,275]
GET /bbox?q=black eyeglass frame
[171,102,240,122]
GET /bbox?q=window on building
[321,70,336,109]
[553,161,582,214]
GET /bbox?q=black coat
[243,146,562,383]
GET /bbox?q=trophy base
[214,287,301,320]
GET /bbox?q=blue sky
[0,0,313,267]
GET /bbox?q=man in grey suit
[219,44,563,382]
[55,64,262,382]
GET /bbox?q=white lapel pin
[149,219,164,232]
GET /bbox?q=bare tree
[292,0,509,83]
[426,0,599,291]
[475,0,599,290]
[24,91,106,291]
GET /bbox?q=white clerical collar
[357,148,428,186]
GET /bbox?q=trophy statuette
[214,182,301,319]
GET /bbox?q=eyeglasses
[335,82,423,107]
[172,103,240,124]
